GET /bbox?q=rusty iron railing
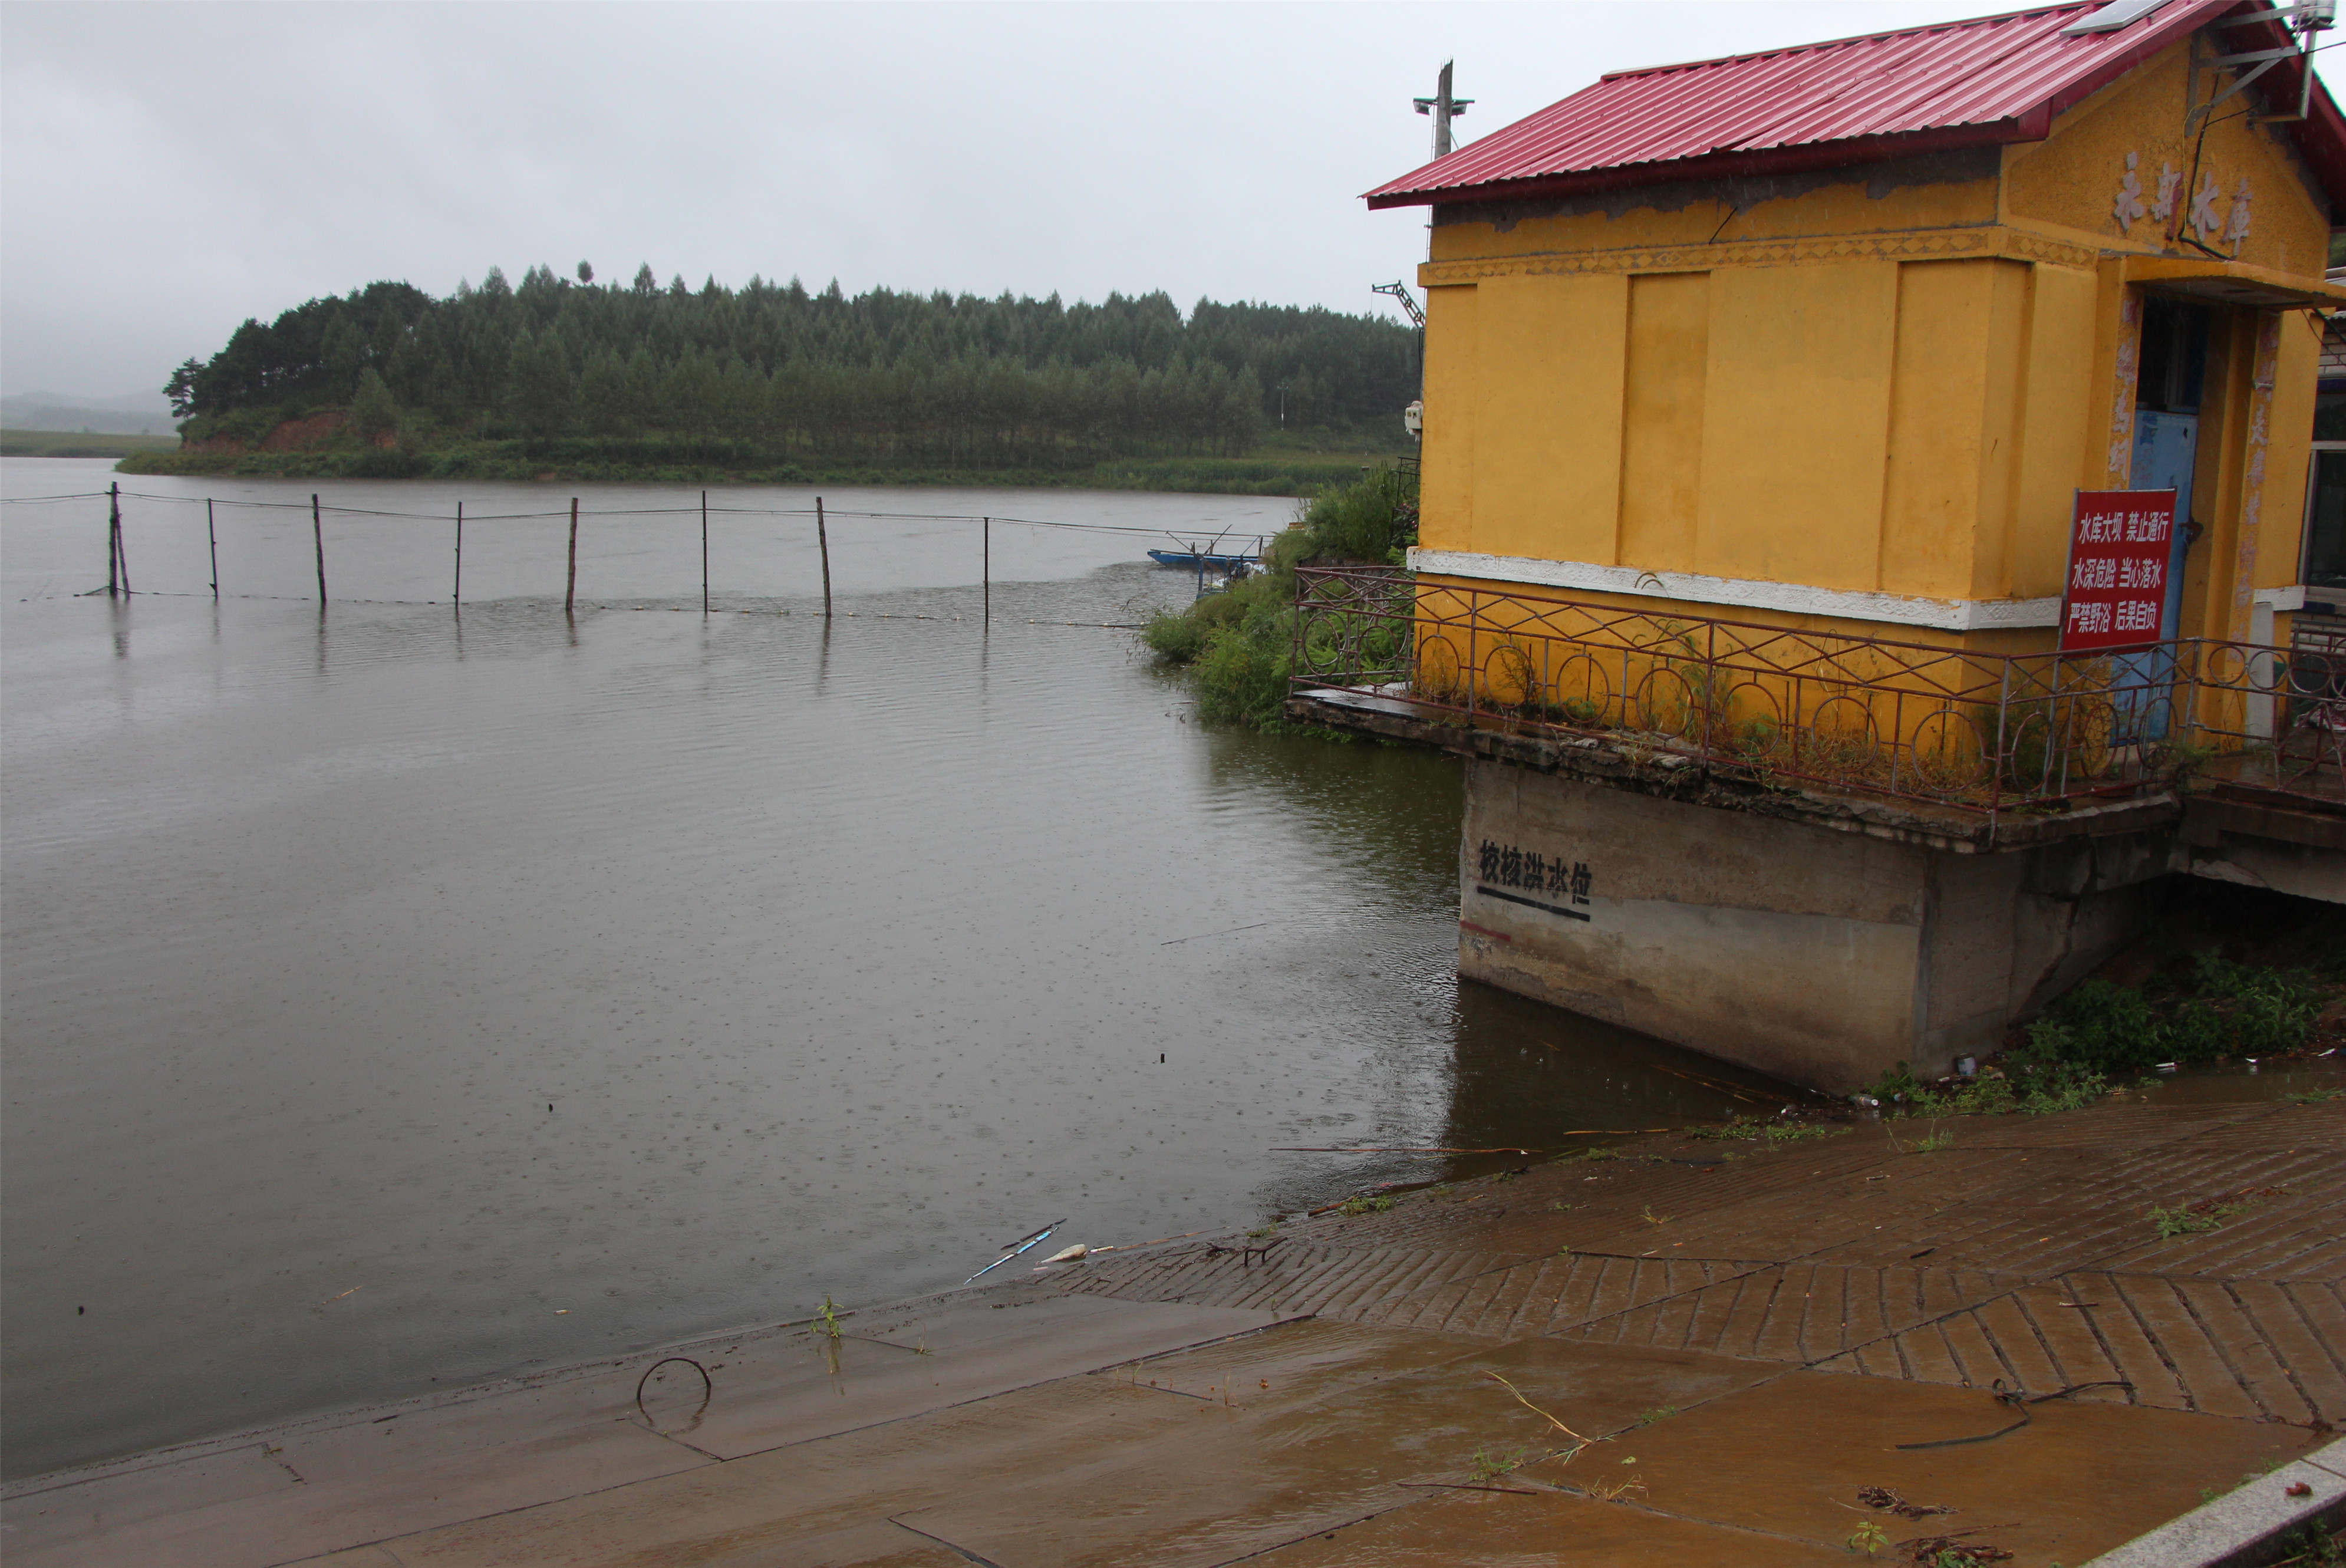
[1290,566,2345,825]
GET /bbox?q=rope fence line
[1,487,1212,536]
[10,482,1267,621]
[45,581,1144,629]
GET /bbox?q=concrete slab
[14,1100,2337,1568]
[2,1413,706,1568]
[2083,1438,2346,1567]
[672,1292,1291,1459]
[1557,1367,2318,1567]
[1246,1485,1850,1566]
[247,1322,1785,1567]
[0,1289,1281,1568]
[872,1326,1793,1567]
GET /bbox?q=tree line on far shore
[166,265,1421,469]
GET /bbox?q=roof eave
[1364,121,2032,211]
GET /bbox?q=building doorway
[2118,294,2210,740]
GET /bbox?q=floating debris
[1857,1485,1956,1518]
[964,1218,1066,1284]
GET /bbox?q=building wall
[1415,32,2332,649]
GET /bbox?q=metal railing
[1290,566,2345,825]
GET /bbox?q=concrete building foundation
[1457,760,2169,1092]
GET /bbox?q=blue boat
[1148,547,1256,571]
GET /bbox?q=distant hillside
[147,266,1422,481]
[2,429,180,458]
[2,394,177,436]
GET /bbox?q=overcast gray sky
[9,0,2304,405]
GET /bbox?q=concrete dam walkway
[8,1089,2341,1566]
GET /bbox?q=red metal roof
[1365,0,2346,211]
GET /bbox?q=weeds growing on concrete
[2149,1188,2280,1239]
[1467,1446,1530,1484]
[1769,1122,1848,1143]
[1847,1519,1891,1556]
[1584,1458,1647,1504]
[1870,1058,2106,1120]
[1337,1194,1396,1217]
[1688,1116,1849,1144]
[2282,1087,2345,1105]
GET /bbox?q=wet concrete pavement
[7,1089,2338,1566]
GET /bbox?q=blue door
[2118,409,2197,741]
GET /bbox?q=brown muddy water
[1,460,1788,1478]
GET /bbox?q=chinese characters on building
[2061,489,2176,651]
[1475,839,1592,913]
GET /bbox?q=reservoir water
[1,460,1783,1478]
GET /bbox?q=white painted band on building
[1406,548,2064,631]
[2253,585,2307,610]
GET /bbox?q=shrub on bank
[1869,950,2329,1116]
[1141,466,1415,732]
[2024,953,2323,1073]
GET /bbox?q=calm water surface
[2,460,1781,1478]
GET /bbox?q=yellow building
[1307,0,2346,1091]
[1366,0,2346,657]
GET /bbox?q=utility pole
[1413,62,1472,259]
[1413,60,1472,159]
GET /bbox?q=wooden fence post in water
[206,498,219,599]
[107,482,121,597]
[816,496,832,620]
[983,516,990,625]
[701,489,710,614]
[566,497,579,617]
[453,501,463,611]
[311,493,327,605]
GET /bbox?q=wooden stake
[453,501,463,611]
[206,498,219,599]
[700,489,710,614]
[816,495,832,619]
[115,483,132,594]
[565,497,579,616]
[983,515,990,624]
[311,493,327,605]
[107,482,121,597]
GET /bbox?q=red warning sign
[2060,489,2176,652]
